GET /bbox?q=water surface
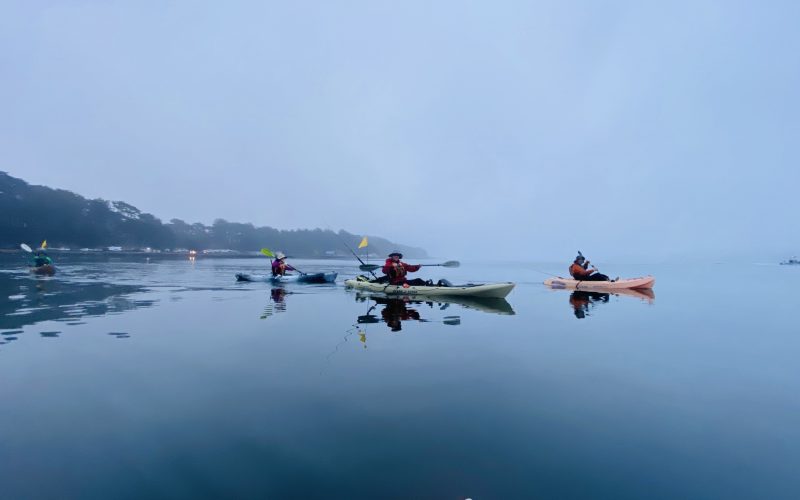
[1,255,798,499]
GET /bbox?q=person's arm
[403,263,421,273]
[573,265,592,277]
[382,263,393,275]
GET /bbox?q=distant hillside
[0,172,427,258]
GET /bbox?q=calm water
[1,255,798,499]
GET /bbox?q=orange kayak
[544,276,655,290]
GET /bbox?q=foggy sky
[2,1,798,260]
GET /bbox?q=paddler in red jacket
[382,252,429,286]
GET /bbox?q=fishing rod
[331,231,378,278]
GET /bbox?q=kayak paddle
[420,260,460,268]
[361,260,459,271]
[20,243,32,253]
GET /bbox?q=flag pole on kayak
[335,232,377,278]
[358,236,368,268]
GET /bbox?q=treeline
[0,172,426,257]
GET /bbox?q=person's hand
[585,260,591,265]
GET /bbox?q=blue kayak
[235,272,337,284]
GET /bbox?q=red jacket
[382,259,421,285]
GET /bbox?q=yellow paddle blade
[358,236,368,249]
[260,248,275,258]
[41,240,47,249]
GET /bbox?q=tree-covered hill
[0,172,426,258]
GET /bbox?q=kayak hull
[544,276,655,290]
[236,272,338,284]
[30,264,56,276]
[345,279,515,299]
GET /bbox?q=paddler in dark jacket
[32,249,53,268]
[569,252,611,281]
[382,252,429,286]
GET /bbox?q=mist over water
[2,1,799,259]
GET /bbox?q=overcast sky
[2,1,798,260]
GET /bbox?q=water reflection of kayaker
[569,291,610,319]
[380,298,421,331]
[271,252,296,276]
[382,252,430,286]
[569,251,615,282]
[261,287,288,319]
[270,287,287,304]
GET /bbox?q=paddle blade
[360,264,380,272]
[358,236,368,249]
[441,260,460,268]
[20,243,32,253]
[41,240,47,249]
[260,248,275,258]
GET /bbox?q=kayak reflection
[354,291,514,333]
[568,288,655,319]
[355,291,514,316]
[355,295,461,333]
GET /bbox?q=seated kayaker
[271,252,296,276]
[382,252,429,286]
[32,249,53,268]
[569,253,611,281]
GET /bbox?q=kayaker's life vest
[33,256,52,267]
[387,261,407,281]
[569,262,590,279]
[382,259,422,285]
[272,260,289,276]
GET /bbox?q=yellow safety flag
[358,236,368,249]
[41,240,47,249]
